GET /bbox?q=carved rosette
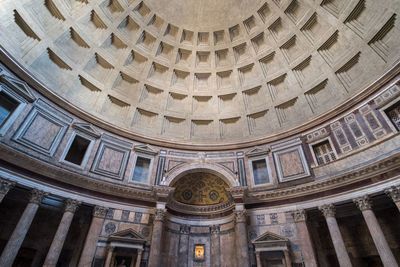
[234,210,247,223]
[353,195,372,211]
[154,208,166,222]
[385,186,400,202]
[0,179,16,195]
[291,209,307,222]
[180,224,190,234]
[64,199,81,213]
[29,189,48,204]
[210,225,220,235]
[319,204,336,218]
[93,206,108,218]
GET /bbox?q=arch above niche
[160,162,240,188]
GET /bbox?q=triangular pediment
[246,146,270,157]
[252,231,288,243]
[110,228,145,240]
[134,144,158,155]
[0,74,36,102]
[72,122,101,138]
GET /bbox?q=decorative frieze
[93,206,108,218]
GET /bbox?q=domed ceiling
[0,0,399,144]
[172,173,229,205]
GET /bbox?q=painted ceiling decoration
[173,173,229,205]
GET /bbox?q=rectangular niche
[193,96,214,114]
[292,56,324,88]
[194,73,211,91]
[176,48,192,66]
[301,12,332,45]
[133,1,151,21]
[23,0,65,34]
[147,62,169,84]
[368,14,398,62]
[99,0,124,22]
[171,69,190,89]
[229,24,241,41]
[139,84,164,106]
[317,30,352,67]
[335,52,362,92]
[162,116,186,138]
[100,33,128,59]
[10,10,40,56]
[271,138,310,182]
[267,73,287,102]
[13,99,72,157]
[90,135,132,180]
[156,42,174,62]
[164,23,179,41]
[215,49,232,67]
[118,15,140,40]
[136,31,156,52]
[214,30,226,45]
[77,10,107,41]
[280,35,304,64]
[250,158,271,185]
[147,14,164,33]
[259,52,286,78]
[242,86,267,110]
[284,0,309,25]
[244,16,259,34]
[238,64,261,88]
[258,3,271,23]
[55,27,90,65]
[181,29,194,44]
[304,79,332,114]
[220,117,242,139]
[100,95,130,122]
[196,51,211,68]
[124,50,147,73]
[190,120,214,139]
[216,71,233,90]
[218,93,238,114]
[275,97,298,126]
[167,92,188,112]
[268,17,291,42]
[247,109,269,135]
[83,53,114,84]
[112,72,139,97]
[69,76,102,108]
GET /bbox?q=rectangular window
[0,91,19,127]
[64,135,91,165]
[252,159,269,185]
[312,140,336,165]
[385,100,400,131]
[132,156,151,183]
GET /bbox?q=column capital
[93,206,108,218]
[385,186,400,202]
[0,179,16,194]
[234,210,247,223]
[180,224,190,234]
[154,208,166,222]
[319,204,336,218]
[210,225,220,235]
[29,189,48,204]
[353,195,372,211]
[291,209,307,222]
[64,199,81,213]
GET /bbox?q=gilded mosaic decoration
[173,173,229,205]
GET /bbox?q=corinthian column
[43,199,81,267]
[148,208,166,267]
[78,205,108,267]
[210,225,220,267]
[319,204,352,267]
[0,178,15,203]
[385,186,400,212]
[353,196,398,267]
[234,209,250,267]
[0,189,47,266]
[291,210,318,267]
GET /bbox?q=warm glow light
[194,245,204,260]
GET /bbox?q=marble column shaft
[354,196,399,267]
[104,246,114,267]
[210,225,220,267]
[78,206,108,267]
[135,250,143,267]
[235,210,250,267]
[148,209,166,267]
[178,224,190,265]
[385,186,400,212]
[0,189,47,267]
[319,204,352,267]
[43,199,81,267]
[0,179,15,203]
[284,250,292,267]
[291,210,318,267]
[255,252,262,267]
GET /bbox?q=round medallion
[105,222,116,235]
[182,189,193,201]
[209,190,219,201]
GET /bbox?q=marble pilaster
[291,209,318,267]
[78,205,108,267]
[135,249,143,267]
[43,199,81,267]
[178,224,190,265]
[0,189,47,267]
[255,251,261,267]
[354,195,398,267]
[234,209,250,267]
[210,225,220,267]
[148,208,166,267]
[385,186,400,211]
[0,178,15,203]
[104,246,114,267]
[319,204,352,267]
